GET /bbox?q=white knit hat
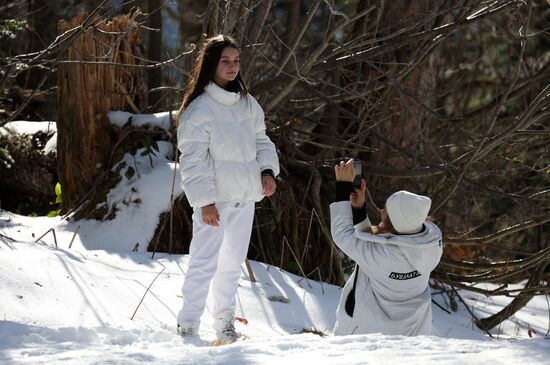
[386,190,431,234]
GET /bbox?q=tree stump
[56,12,146,212]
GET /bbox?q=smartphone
[353,160,362,189]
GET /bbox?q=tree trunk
[284,0,301,46]
[56,13,146,212]
[20,0,56,90]
[369,0,441,195]
[476,264,547,331]
[176,0,206,45]
[147,0,162,110]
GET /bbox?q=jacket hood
[353,220,443,275]
[205,82,240,106]
[353,221,442,249]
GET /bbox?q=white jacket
[177,82,280,208]
[330,201,443,336]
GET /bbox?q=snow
[78,141,179,252]
[0,121,56,136]
[1,211,549,365]
[1,111,175,156]
[0,121,57,155]
[43,132,57,155]
[1,117,549,364]
[107,111,176,133]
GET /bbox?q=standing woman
[175,35,279,339]
[330,160,442,336]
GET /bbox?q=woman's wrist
[261,169,275,179]
[335,181,354,201]
[352,203,367,224]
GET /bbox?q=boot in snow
[177,321,198,337]
[213,312,242,345]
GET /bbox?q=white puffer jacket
[330,201,443,336]
[177,82,279,208]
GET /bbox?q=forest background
[0,0,549,332]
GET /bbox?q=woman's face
[214,47,240,87]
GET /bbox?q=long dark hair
[368,213,398,235]
[367,209,432,235]
[176,35,248,125]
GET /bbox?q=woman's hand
[262,175,277,197]
[334,160,356,182]
[350,179,366,209]
[201,204,220,226]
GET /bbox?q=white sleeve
[252,98,280,176]
[177,110,216,207]
[354,216,372,231]
[330,201,390,274]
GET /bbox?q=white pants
[177,201,254,326]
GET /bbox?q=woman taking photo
[175,35,279,340]
[330,160,442,336]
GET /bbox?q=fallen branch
[131,267,166,320]
[34,228,58,248]
[245,259,256,283]
[68,225,80,249]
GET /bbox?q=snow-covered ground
[1,119,549,364]
[1,121,57,155]
[0,121,56,136]
[1,208,549,364]
[0,211,550,365]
